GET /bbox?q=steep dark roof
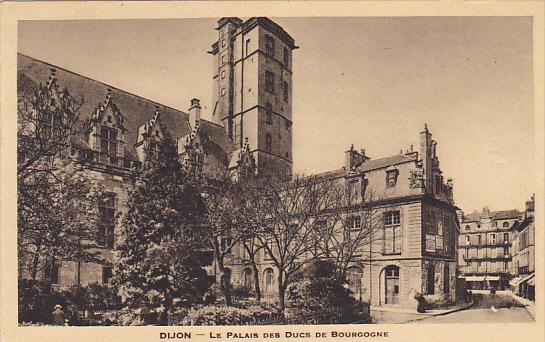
[17,53,233,164]
[463,209,521,222]
[357,154,416,172]
[313,153,417,181]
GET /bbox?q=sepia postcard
[1,1,544,342]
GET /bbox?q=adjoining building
[510,195,535,300]
[225,127,460,308]
[457,208,520,290]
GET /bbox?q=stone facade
[223,127,460,308]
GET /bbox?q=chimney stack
[189,98,201,131]
[345,145,370,171]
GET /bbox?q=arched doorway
[384,265,400,304]
[263,268,275,298]
[346,266,364,301]
[243,268,253,289]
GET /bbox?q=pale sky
[18,17,534,213]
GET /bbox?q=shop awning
[484,276,501,281]
[464,276,486,282]
[523,273,535,286]
[510,276,524,286]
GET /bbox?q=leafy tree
[113,132,213,324]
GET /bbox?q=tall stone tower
[210,17,297,178]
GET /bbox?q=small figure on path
[52,304,65,326]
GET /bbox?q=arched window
[243,268,253,289]
[503,222,510,228]
[264,268,274,294]
[222,268,231,288]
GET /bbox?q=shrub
[18,279,122,325]
[287,260,356,315]
[231,285,254,299]
[180,304,279,326]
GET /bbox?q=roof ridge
[18,52,225,130]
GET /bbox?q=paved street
[371,293,534,324]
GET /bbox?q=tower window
[265,35,275,57]
[221,54,227,64]
[221,70,226,79]
[221,88,226,97]
[245,39,251,56]
[265,70,275,94]
[283,47,289,67]
[285,119,291,131]
[222,39,226,48]
[265,103,273,124]
[265,133,272,153]
[283,81,289,102]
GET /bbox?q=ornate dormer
[135,104,165,163]
[228,137,256,181]
[25,68,77,140]
[87,88,125,167]
[178,99,205,175]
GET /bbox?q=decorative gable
[228,137,256,180]
[135,105,165,163]
[87,88,125,166]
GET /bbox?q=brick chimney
[189,98,201,131]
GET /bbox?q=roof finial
[47,68,57,89]
[105,88,112,107]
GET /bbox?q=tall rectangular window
[283,81,289,102]
[98,193,116,248]
[265,133,272,153]
[503,232,509,243]
[265,70,275,94]
[384,211,401,254]
[245,39,251,56]
[265,102,273,124]
[283,47,289,67]
[265,35,275,56]
[100,126,117,165]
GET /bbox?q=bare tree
[249,174,339,312]
[17,71,103,282]
[317,177,388,282]
[199,169,254,306]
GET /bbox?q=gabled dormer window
[386,169,398,188]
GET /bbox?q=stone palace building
[18,17,460,308]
